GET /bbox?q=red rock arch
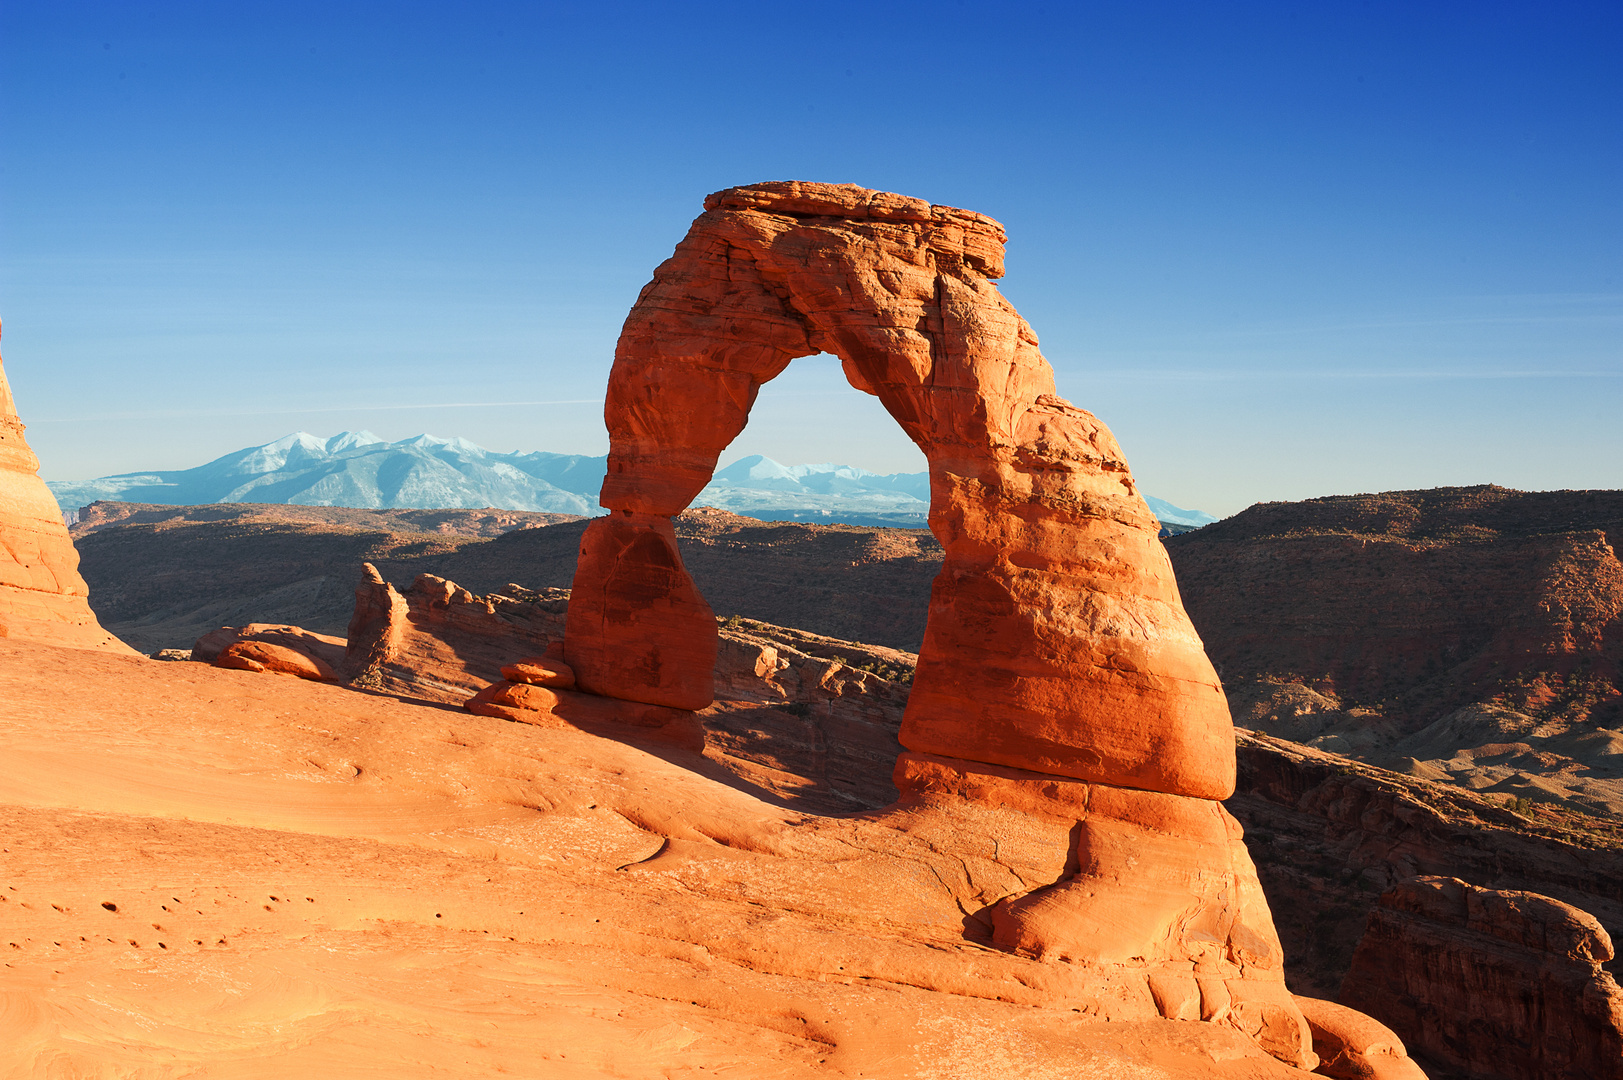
[564,181,1234,801]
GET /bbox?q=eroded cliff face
[1167,486,1623,817]
[1230,733,1623,995]
[0,331,132,652]
[1340,877,1623,1080]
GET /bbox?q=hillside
[48,431,1216,531]
[1166,484,1623,817]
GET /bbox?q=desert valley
[4,182,1621,1080]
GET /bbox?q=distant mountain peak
[326,430,383,452]
[46,433,1216,530]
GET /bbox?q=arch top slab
[567,181,1235,800]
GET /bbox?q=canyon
[1167,486,1623,818]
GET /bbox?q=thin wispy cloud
[30,399,606,424]
[1079,368,1623,382]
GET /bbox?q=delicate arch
[564,182,1234,800]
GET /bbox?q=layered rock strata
[0,327,131,652]
[1165,486,1623,817]
[1229,731,1623,1002]
[548,181,1315,1066]
[1340,876,1623,1080]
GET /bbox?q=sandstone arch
[531,184,1323,1066]
[564,181,1234,801]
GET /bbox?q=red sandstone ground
[0,637,1309,1079]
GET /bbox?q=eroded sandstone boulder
[1294,996,1427,1080]
[214,639,338,682]
[0,327,132,652]
[194,623,347,670]
[1340,876,1623,1080]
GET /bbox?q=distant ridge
[46,431,607,516]
[46,432,1217,529]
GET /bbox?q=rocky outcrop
[0,327,131,652]
[342,568,566,698]
[214,639,338,682]
[193,622,347,668]
[318,567,916,811]
[540,181,1314,1067]
[1228,732,1623,1000]
[1294,996,1427,1080]
[1340,876,1623,1080]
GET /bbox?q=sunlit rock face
[572,181,1234,797]
[547,182,1321,1068]
[0,326,133,652]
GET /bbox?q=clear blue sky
[2,1,1618,516]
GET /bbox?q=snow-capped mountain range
[46,431,1218,529]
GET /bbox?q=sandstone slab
[214,639,339,682]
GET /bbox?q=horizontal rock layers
[1340,876,1623,1080]
[553,181,1315,1067]
[0,329,131,652]
[1164,486,1623,816]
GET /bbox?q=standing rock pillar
[0,323,133,653]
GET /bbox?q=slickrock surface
[0,336,130,652]
[1340,876,1623,1080]
[220,567,1623,1076]
[0,636,1312,1079]
[347,575,1623,1019]
[538,181,1317,1065]
[1167,485,1623,817]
